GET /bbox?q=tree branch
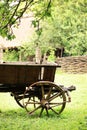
[37,0,52,21]
[2,0,22,29]
[13,0,34,24]
[1,0,34,30]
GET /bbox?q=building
[0,16,34,62]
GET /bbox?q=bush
[3,49,19,62]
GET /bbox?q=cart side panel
[17,66,41,84]
[0,65,17,84]
[43,66,56,82]
[0,65,41,84]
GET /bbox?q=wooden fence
[56,56,87,73]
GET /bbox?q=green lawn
[0,70,87,130]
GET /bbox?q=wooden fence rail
[56,56,87,73]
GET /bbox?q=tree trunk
[0,48,3,63]
[35,46,41,64]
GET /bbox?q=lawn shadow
[0,107,68,119]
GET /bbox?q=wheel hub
[40,99,50,109]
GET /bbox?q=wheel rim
[23,81,66,117]
[14,93,24,108]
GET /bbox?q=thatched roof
[0,17,34,49]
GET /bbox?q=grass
[0,69,87,130]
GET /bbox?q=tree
[32,0,87,56]
[0,0,52,40]
[17,0,87,61]
[0,0,87,59]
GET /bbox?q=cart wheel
[23,81,66,117]
[13,92,37,108]
[13,93,24,108]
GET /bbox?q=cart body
[0,62,75,117]
[0,62,57,92]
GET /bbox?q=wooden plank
[0,65,17,84]
[16,66,41,84]
[43,66,56,82]
[0,65,41,84]
[0,62,58,84]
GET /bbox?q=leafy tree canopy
[32,0,87,56]
[0,0,52,40]
[0,0,87,56]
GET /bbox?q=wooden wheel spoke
[48,92,62,102]
[24,97,40,107]
[41,85,45,98]
[25,102,40,105]
[30,98,39,103]
[23,97,31,107]
[49,102,64,108]
[50,107,59,114]
[33,97,36,108]
[24,102,29,107]
[45,108,49,117]
[39,107,44,117]
[46,87,53,100]
[29,105,41,115]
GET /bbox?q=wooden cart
[0,62,76,117]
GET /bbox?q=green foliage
[3,49,19,61]
[31,0,86,56]
[25,0,87,57]
[0,0,52,39]
[48,49,56,62]
[18,42,35,61]
[0,0,86,56]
